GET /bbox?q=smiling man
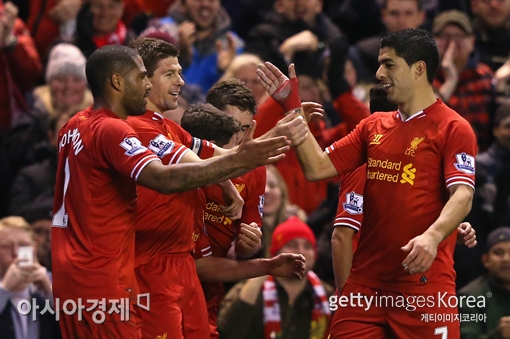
[258,28,477,338]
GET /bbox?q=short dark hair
[129,37,180,77]
[181,103,241,147]
[380,28,440,84]
[206,79,257,115]
[86,45,140,99]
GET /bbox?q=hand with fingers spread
[273,111,308,146]
[216,32,237,72]
[236,222,262,258]
[401,233,440,275]
[267,253,306,279]
[235,120,290,168]
[456,221,477,248]
[257,62,301,112]
[218,180,244,220]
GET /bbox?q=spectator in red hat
[218,216,333,339]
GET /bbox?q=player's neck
[93,98,127,119]
[398,88,437,120]
[145,99,160,114]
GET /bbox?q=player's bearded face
[123,79,148,116]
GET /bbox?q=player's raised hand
[456,222,477,248]
[236,120,290,168]
[268,253,306,279]
[257,62,301,112]
[401,233,440,275]
[273,111,308,146]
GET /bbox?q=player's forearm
[331,227,354,291]
[158,154,249,193]
[424,185,473,244]
[195,257,271,282]
[293,111,338,181]
[235,239,261,258]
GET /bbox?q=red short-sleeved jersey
[200,166,266,258]
[51,107,161,300]
[334,165,366,252]
[325,100,477,293]
[127,111,215,267]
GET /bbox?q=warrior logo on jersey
[454,152,475,174]
[343,192,364,215]
[119,137,146,156]
[148,134,175,158]
[258,195,265,218]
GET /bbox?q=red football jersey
[201,166,266,258]
[127,111,214,266]
[325,100,476,293]
[51,107,160,300]
[335,165,366,252]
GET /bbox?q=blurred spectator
[29,218,52,272]
[0,216,61,339]
[460,104,510,288]
[220,53,269,105]
[74,0,126,58]
[31,43,92,120]
[27,0,82,62]
[323,0,383,44]
[493,56,510,105]
[458,227,510,339]
[262,165,307,257]
[432,10,495,151]
[245,0,342,77]
[9,113,72,225]
[471,0,510,72]
[144,0,244,93]
[0,1,43,133]
[349,0,425,82]
[217,217,333,339]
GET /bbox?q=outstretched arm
[257,62,339,181]
[138,121,290,194]
[195,253,306,282]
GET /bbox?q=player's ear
[110,73,124,92]
[413,61,426,80]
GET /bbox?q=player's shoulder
[241,166,266,182]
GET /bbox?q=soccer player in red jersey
[258,28,478,338]
[126,38,306,339]
[51,45,291,339]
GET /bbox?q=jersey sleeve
[193,225,213,259]
[325,116,370,176]
[334,166,366,232]
[442,119,477,190]
[177,126,216,160]
[145,134,190,165]
[98,119,160,181]
[240,167,266,228]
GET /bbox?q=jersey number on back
[52,158,70,228]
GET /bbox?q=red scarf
[92,20,126,49]
[263,271,331,339]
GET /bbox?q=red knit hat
[270,217,317,257]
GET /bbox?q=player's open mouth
[170,92,179,97]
